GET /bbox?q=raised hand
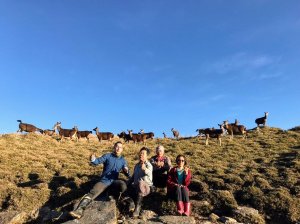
[90,153,96,162]
[157,161,164,168]
[184,167,189,175]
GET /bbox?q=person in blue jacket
[70,141,130,219]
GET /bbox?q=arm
[150,157,159,171]
[91,153,108,166]
[183,169,192,187]
[122,160,130,178]
[127,164,136,185]
[143,162,152,176]
[167,168,178,187]
[163,156,172,171]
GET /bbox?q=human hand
[184,167,189,175]
[157,161,164,168]
[90,153,96,162]
[123,167,129,173]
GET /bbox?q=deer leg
[205,136,208,145]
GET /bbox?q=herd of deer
[16,112,269,146]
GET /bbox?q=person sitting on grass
[150,145,172,189]
[69,141,130,219]
[167,154,192,216]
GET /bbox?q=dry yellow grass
[0,127,299,223]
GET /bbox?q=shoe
[132,194,143,218]
[183,202,191,216]
[69,196,92,219]
[108,195,115,201]
[69,208,84,219]
[128,198,135,213]
[176,201,184,215]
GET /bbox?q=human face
[156,147,164,157]
[139,150,147,163]
[114,143,123,156]
[177,156,185,168]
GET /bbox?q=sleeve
[144,162,153,176]
[183,170,192,187]
[163,156,172,171]
[127,164,137,185]
[167,168,177,187]
[150,156,158,171]
[91,153,108,166]
[122,159,130,177]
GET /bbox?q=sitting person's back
[150,145,172,188]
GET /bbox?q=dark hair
[114,141,123,148]
[140,147,150,155]
[176,154,187,166]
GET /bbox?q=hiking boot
[132,194,143,218]
[183,202,191,216]
[176,201,184,215]
[69,208,84,219]
[69,196,92,219]
[128,198,135,212]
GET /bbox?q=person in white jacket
[127,147,153,218]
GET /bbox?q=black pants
[174,186,189,202]
[87,179,127,200]
[153,171,168,188]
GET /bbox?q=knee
[119,181,127,193]
[175,186,182,194]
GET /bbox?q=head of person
[156,145,165,157]
[113,141,123,157]
[139,147,150,163]
[176,154,187,168]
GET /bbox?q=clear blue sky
[1,1,299,136]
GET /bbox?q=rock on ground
[124,215,196,224]
[63,200,116,224]
[233,206,265,224]
[0,211,27,224]
[158,215,196,224]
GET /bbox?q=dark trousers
[175,186,189,202]
[153,171,168,188]
[87,180,127,200]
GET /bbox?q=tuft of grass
[210,190,238,214]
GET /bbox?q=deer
[171,128,180,140]
[196,124,225,146]
[93,127,114,142]
[255,112,269,130]
[53,122,78,142]
[17,120,43,134]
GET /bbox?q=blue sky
[1,1,299,136]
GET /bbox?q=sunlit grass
[0,127,299,223]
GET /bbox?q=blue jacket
[91,153,129,185]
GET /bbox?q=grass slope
[0,127,299,223]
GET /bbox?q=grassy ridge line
[0,127,299,223]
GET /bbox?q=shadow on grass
[17,173,43,188]
[26,173,100,224]
[275,151,298,168]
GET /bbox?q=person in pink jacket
[167,154,192,216]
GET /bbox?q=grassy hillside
[0,127,299,223]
